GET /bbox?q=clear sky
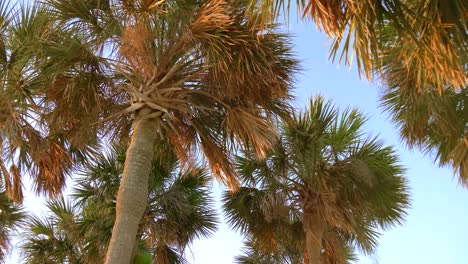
[6,3,468,264]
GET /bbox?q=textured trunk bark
[303,211,325,264]
[105,112,157,264]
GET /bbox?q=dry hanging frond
[30,141,73,196]
[0,160,23,203]
[8,165,23,204]
[168,121,198,171]
[200,138,238,190]
[446,136,468,185]
[121,0,166,16]
[224,108,277,159]
[153,244,173,264]
[377,0,467,92]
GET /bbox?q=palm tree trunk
[303,211,325,264]
[105,110,157,264]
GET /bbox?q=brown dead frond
[448,136,468,185]
[153,243,174,264]
[44,74,105,151]
[120,0,166,19]
[302,179,353,234]
[322,232,349,264]
[8,165,23,204]
[120,22,155,79]
[168,120,198,171]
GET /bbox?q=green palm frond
[0,182,25,263]
[150,167,218,247]
[0,3,104,201]
[235,237,303,264]
[375,0,467,184]
[22,212,82,264]
[22,144,218,263]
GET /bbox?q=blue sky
[288,19,468,264]
[6,3,468,264]
[185,16,468,264]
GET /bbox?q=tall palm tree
[1,1,298,262]
[0,181,25,263]
[22,145,218,264]
[224,97,410,264]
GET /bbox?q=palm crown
[0,0,297,200]
[224,96,410,263]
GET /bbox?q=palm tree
[22,145,218,264]
[0,181,25,263]
[223,96,410,264]
[1,1,297,262]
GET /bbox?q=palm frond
[381,86,467,184]
[0,182,25,263]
